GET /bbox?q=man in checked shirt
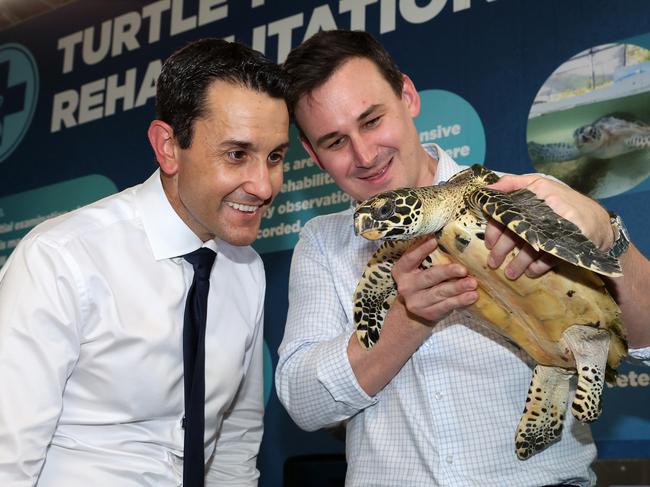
[275,29,650,487]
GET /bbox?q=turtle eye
[373,200,395,220]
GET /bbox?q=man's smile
[358,157,393,182]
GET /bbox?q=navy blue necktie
[182,247,216,487]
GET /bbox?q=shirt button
[446,454,453,464]
[434,392,443,400]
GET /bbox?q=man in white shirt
[275,29,650,487]
[0,38,289,486]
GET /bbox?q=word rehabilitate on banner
[50,0,498,133]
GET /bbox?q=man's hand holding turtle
[485,174,615,279]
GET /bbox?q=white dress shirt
[276,145,601,486]
[0,170,265,486]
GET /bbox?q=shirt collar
[423,143,464,185]
[135,170,212,260]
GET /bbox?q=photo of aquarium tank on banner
[527,35,650,199]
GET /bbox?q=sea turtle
[352,164,628,460]
[528,114,650,163]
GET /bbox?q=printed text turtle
[352,165,628,459]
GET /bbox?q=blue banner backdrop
[1,1,649,486]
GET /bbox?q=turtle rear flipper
[562,325,611,422]
[528,141,581,163]
[468,187,622,277]
[515,365,573,460]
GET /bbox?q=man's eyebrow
[357,104,382,122]
[315,104,383,148]
[316,131,341,148]
[219,139,254,150]
[217,140,291,153]
[273,141,291,152]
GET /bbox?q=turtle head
[354,188,432,240]
[574,124,603,151]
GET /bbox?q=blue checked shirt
[276,145,598,487]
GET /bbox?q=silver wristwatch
[608,213,630,258]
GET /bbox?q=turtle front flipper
[468,187,622,277]
[515,365,573,460]
[624,133,650,150]
[562,325,611,422]
[527,141,581,163]
[354,240,410,349]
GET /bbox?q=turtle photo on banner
[527,36,650,200]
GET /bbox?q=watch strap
[608,213,630,258]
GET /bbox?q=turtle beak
[354,214,384,240]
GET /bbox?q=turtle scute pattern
[514,365,571,459]
[352,164,628,460]
[353,241,406,349]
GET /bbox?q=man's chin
[216,227,259,247]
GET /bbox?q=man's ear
[147,120,179,175]
[401,74,421,118]
[300,136,325,170]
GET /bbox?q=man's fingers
[419,289,479,321]
[440,276,477,297]
[503,244,538,280]
[407,275,475,304]
[485,219,505,250]
[524,253,558,278]
[487,174,541,193]
[395,260,469,298]
[396,237,438,272]
[487,229,519,269]
[419,263,469,288]
[402,276,478,323]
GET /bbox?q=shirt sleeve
[628,346,650,366]
[0,236,82,485]
[275,223,377,432]
[205,260,265,486]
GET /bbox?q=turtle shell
[434,218,626,371]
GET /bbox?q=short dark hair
[283,30,403,125]
[156,38,288,149]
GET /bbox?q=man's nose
[244,162,274,201]
[351,136,376,168]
